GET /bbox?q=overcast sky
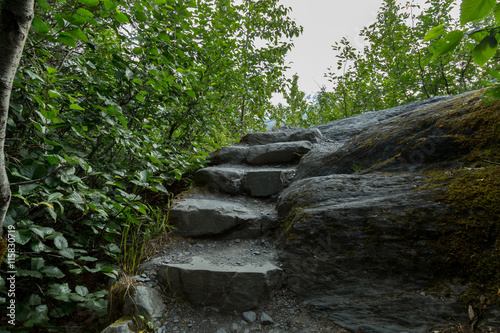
[278,0,386,95]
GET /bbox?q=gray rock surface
[158,256,283,311]
[169,199,262,237]
[243,168,294,197]
[195,166,295,197]
[195,167,246,194]
[276,172,469,332]
[296,93,469,180]
[247,141,312,165]
[241,127,324,145]
[123,285,165,319]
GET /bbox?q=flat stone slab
[240,127,324,145]
[169,199,262,237]
[158,256,283,311]
[195,166,295,197]
[247,141,312,165]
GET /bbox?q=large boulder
[276,172,467,332]
[295,92,474,180]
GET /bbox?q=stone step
[240,127,324,145]
[194,166,295,197]
[156,239,283,311]
[168,197,276,239]
[209,140,313,165]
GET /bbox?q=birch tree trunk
[0,0,34,235]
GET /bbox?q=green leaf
[30,226,54,239]
[78,0,99,5]
[102,0,117,10]
[136,94,145,102]
[58,34,76,48]
[117,115,128,129]
[54,235,68,250]
[472,35,498,66]
[495,3,500,23]
[486,67,500,80]
[48,90,62,98]
[77,8,94,17]
[68,28,89,42]
[46,155,62,165]
[114,13,129,24]
[31,258,45,270]
[70,104,85,111]
[461,0,496,25]
[32,17,50,34]
[432,30,464,59]
[424,25,445,41]
[47,66,58,74]
[60,248,75,259]
[42,266,65,278]
[75,286,89,297]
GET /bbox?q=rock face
[275,90,500,332]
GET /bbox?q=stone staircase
[155,127,324,312]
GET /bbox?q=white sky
[278,0,386,95]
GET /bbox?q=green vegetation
[0,0,301,330]
[272,0,500,127]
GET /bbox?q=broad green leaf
[48,90,62,98]
[117,115,128,128]
[432,30,464,59]
[461,0,496,25]
[32,17,50,34]
[13,229,31,245]
[136,94,145,102]
[495,3,500,23]
[133,47,143,55]
[47,66,58,74]
[31,258,45,270]
[78,0,99,5]
[29,294,42,306]
[68,28,89,42]
[46,155,62,165]
[103,0,117,10]
[486,67,500,80]
[114,13,129,24]
[424,25,445,41]
[75,286,89,297]
[58,34,76,48]
[30,226,54,239]
[17,269,43,278]
[135,11,148,22]
[472,35,498,66]
[60,248,75,259]
[54,235,68,250]
[77,8,94,17]
[70,104,85,111]
[42,266,65,278]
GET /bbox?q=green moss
[424,166,500,308]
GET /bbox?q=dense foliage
[272,0,500,128]
[0,0,301,329]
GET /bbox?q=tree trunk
[0,0,34,236]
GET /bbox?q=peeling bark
[0,0,34,235]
